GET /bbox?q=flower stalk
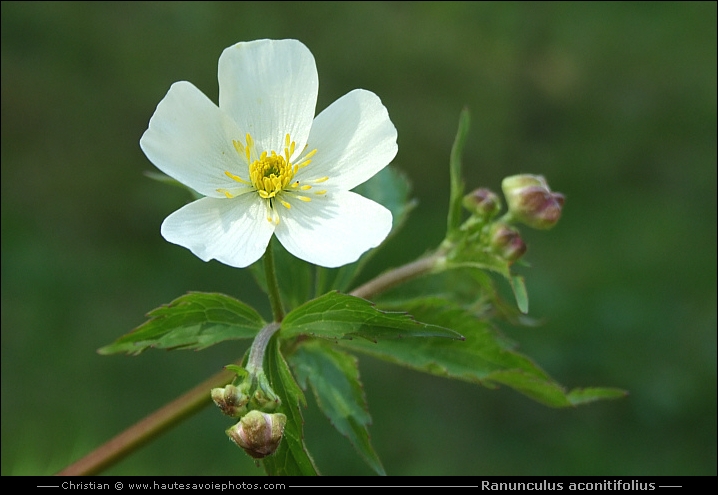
[247,322,281,373]
[263,239,285,322]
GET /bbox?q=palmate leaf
[280,291,464,342]
[290,340,385,475]
[339,298,626,407]
[262,335,319,476]
[98,292,265,355]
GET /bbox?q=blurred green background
[2,1,715,476]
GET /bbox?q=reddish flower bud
[211,384,249,418]
[502,175,564,230]
[490,224,527,262]
[463,188,501,218]
[227,411,287,459]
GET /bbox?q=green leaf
[489,375,628,407]
[487,370,573,406]
[445,255,530,314]
[281,291,464,342]
[317,165,417,294]
[446,107,471,237]
[509,274,529,314]
[290,340,385,475]
[262,335,319,475]
[567,387,629,406]
[377,263,531,327]
[339,298,626,408]
[98,292,265,355]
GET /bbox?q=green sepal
[290,340,385,475]
[98,292,265,355]
[224,365,248,380]
[261,335,319,475]
[280,291,464,342]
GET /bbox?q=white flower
[140,39,397,268]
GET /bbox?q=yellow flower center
[250,150,294,200]
[217,133,327,225]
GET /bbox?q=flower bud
[490,224,527,262]
[211,384,249,418]
[248,371,281,412]
[227,410,287,459]
[463,188,502,219]
[501,175,564,230]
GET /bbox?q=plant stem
[350,252,442,299]
[263,238,285,322]
[55,250,442,476]
[246,322,281,373]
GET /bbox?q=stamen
[293,148,317,170]
[225,171,250,184]
[265,202,280,225]
[230,132,326,220]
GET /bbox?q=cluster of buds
[212,367,285,459]
[458,174,564,265]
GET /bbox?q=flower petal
[160,195,275,268]
[140,81,244,197]
[299,89,398,192]
[218,39,318,156]
[274,191,392,268]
